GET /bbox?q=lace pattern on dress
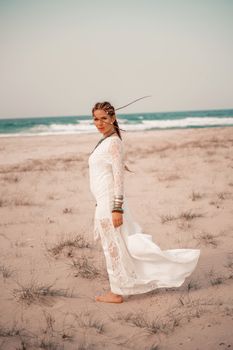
[99,217,137,288]
[108,138,124,198]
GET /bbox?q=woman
[88,101,200,303]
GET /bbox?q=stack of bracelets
[112,195,124,214]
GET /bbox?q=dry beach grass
[0,127,233,349]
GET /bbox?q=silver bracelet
[114,199,123,204]
[113,195,124,208]
[114,195,124,200]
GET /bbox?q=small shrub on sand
[178,210,204,221]
[13,280,71,305]
[0,322,23,337]
[74,311,105,334]
[160,214,176,224]
[47,234,91,257]
[71,256,100,279]
[224,254,233,279]
[210,276,224,286]
[206,268,225,286]
[63,207,73,214]
[225,254,233,270]
[0,264,14,279]
[114,311,173,335]
[217,192,230,200]
[160,210,204,224]
[177,296,205,321]
[39,339,60,350]
[38,310,74,348]
[185,279,200,292]
[224,306,233,317]
[194,232,218,248]
[190,191,203,201]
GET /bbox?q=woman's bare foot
[95,291,123,303]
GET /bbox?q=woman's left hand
[112,212,123,228]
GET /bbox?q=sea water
[0,109,232,137]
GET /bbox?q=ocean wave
[0,116,232,137]
[27,123,96,133]
[141,117,233,128]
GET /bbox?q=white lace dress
[88,135,200,295]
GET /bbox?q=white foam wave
[117,118,129,124]
[0,117,232,138]
[21,123,96,134]
[42,123,96,132]
[141,117,233,128]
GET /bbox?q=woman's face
[93,109,115,136]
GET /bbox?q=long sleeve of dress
[108,137,124,198]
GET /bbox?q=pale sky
[0,0,233,119]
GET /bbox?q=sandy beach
[0,126,233,350]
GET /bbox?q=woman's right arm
[108,137,124,200]
[108,137,124,228]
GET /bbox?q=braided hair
[92,102,122,139]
